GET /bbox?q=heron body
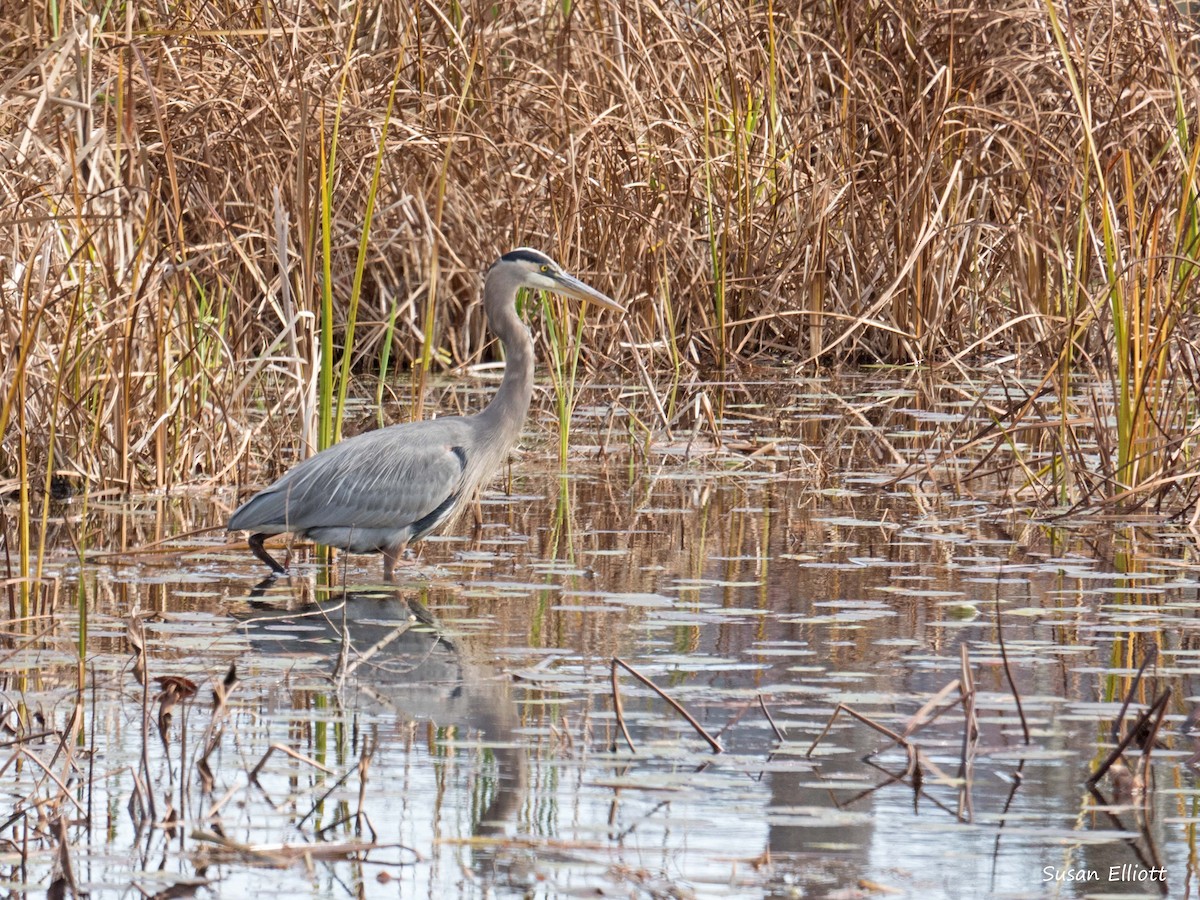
[227,248,620,580]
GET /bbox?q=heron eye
[540,264,551,273]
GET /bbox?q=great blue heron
[227,248,621,580]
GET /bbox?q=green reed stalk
[333,51,406,442]
[31,274,82,584]
[309,16,361,572]
[529,475,575,647]
[1055,153,1095,505]
[1110,28,1200,500]
[34,400,57,588]
[186,273,230,448]
[318,127,336,453]
[314,691,328,771]
[658,253,681,373]
[541,290,588,468]
[317,16,359,452]
[657,254,682,421]
[703,90,728,368]
[765,0,780,165]
[1044,0,1130,485]
[2,261,51,627]
[376,299,401,429]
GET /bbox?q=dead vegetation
[1,0,1199,514]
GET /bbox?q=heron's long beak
[552,271,623,312]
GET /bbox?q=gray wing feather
[228,419,470,534]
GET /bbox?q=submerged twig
[189,829,407,864]
[994,597,1030,744]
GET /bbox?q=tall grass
[540,286,592,469]
[0,0,1198,516]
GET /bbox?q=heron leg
[248,533,286,575]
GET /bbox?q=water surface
[5,378,1197,899]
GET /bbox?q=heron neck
[476,277,534,447]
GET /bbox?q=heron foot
[382,546,418,582]
[251,575,281,594]
[248,533,287,576]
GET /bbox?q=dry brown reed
[2,0,1199,512]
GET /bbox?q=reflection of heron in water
[233,585,526,841]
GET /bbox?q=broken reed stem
[622,320,672,434]
[902,678,962,738]
[16,747,85,815]
[249,742,336,785]
[958,644,978,740]
[807,703,909,756]
[317,810,378,842]
[958,643,979,773]
[48,815,79,898]
[610,657,636,753]
[298,759,365,828]
[807,703,920,780]
[994,597,1031,744]
[189,829,394,863]
[0,730,59,750]
[197,665,240,795]
[357,738,373,833]
[1088,688,1172,787]
[612,657,723,754]
[83,525,225,563]
[1112,645,1157,745]
[205,779,243,820]
[758,694,786,742]
[128,616,158,828]
[1136,689,1171,786]
[338,621,412,680]
[957,644,978,821]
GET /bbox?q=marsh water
[7,377,1200,898]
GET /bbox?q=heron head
[490,248,622,312]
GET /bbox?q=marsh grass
[539,287,592,468]
[1,0,1199,517]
